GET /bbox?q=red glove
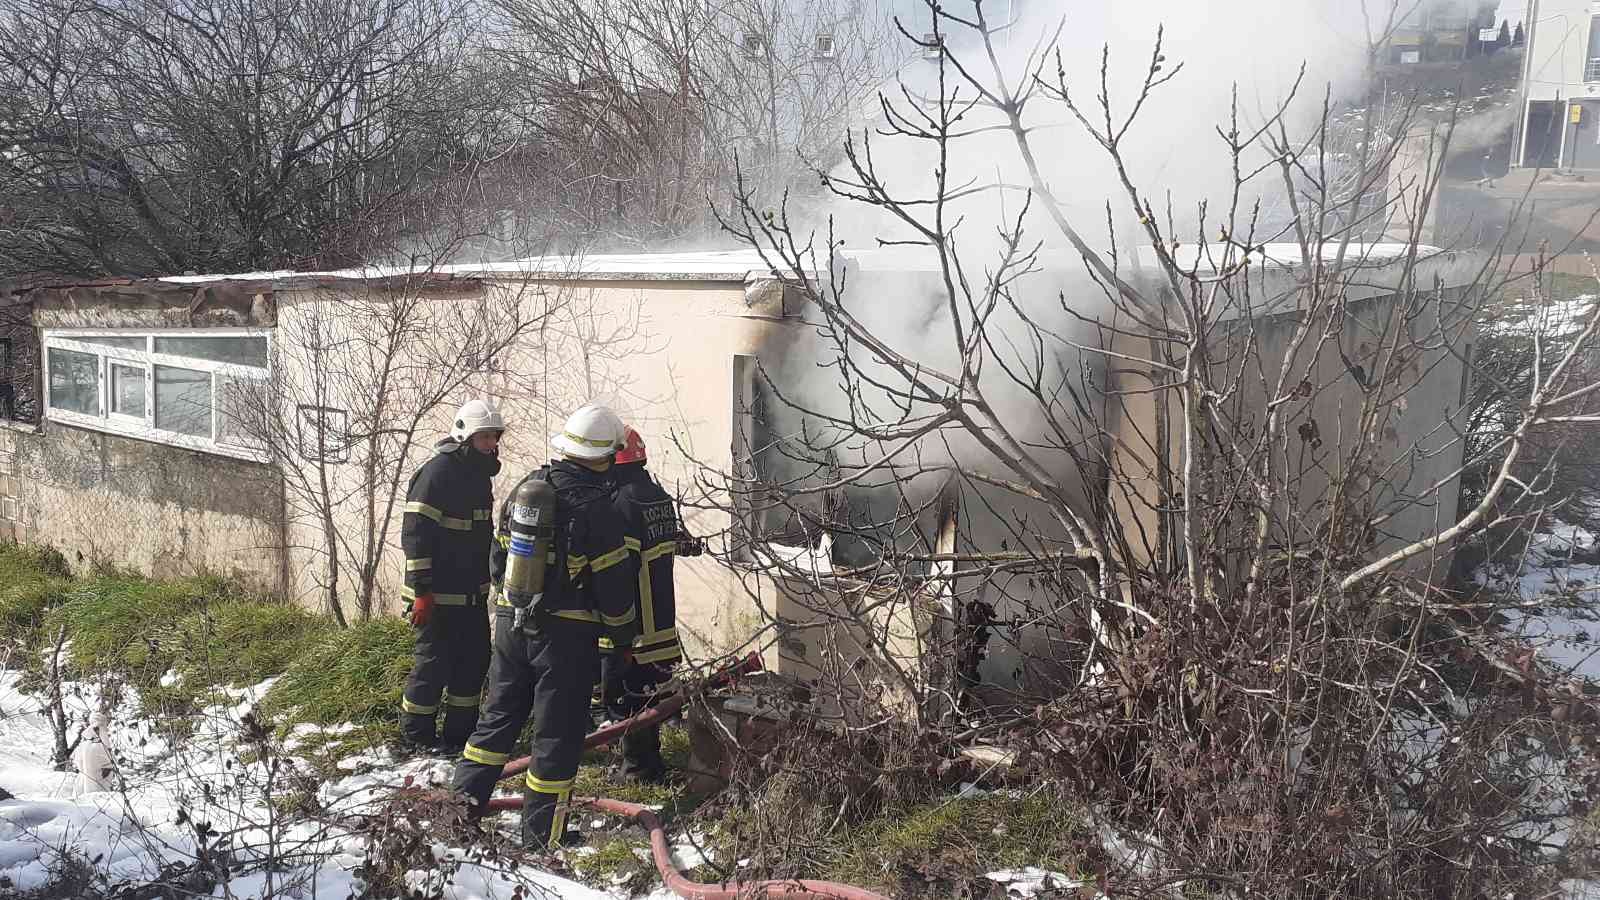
[409,594,435,628]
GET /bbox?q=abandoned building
[0,242,1478,700]
[1513,0,1600,169]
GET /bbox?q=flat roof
[1157,241,1451,273]
[26,250,792,292]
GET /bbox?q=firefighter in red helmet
[601,425,700,781]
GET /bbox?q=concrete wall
[6,280,285,588]
[274,276,817,666]
[0,420,283,587]
[1521,0,1593,104]
[1518,0,1596,165]
[1106,263,1475,582]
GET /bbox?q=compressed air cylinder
[504,477,558,608]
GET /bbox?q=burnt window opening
[0,307,41,425]
[730,353,885,571]
[0,338,14,421]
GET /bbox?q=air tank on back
[504,476,558,607]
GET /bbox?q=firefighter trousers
[401,600,491,747]
[452,612,599,849]
[600,653,666,779]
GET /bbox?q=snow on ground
[1476,520,1600,681]
[0,669,619,899]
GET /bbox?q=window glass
[76,336,146,351]
[153,336,267,368]
[110,364,147,418]
[47,348,99,415]
[154,365,212,437]
[215,373,267,450]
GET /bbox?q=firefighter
[399,400,504,753]
[452,403,638,849]
[600,426,701,782]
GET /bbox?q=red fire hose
[486,794,889,900]
[485,651,891,900]
[499,651,765,780]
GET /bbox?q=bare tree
[486,0,899,248]
[234,260,563,625]
[690,1,1600,894]
[0,0,509,277]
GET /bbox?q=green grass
[45,575,225,687]
[0,542,337,719]
[261,616,414,728]
[574,723,696,807]
[679,786,1091,898]
[1497,270,1596,305]
[165,600,323,690]
[827,792,1086,891]
[568,835,654,893]
[0,544,73,641]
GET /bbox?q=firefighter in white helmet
[398,399,504,753]
[453,403,639,849]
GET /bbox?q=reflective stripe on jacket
[401,439,495,599]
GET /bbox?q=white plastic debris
[985,867,1088,897]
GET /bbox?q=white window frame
[42,327,272,463]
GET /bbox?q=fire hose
[498,651,764,780]
[485,651,891,900]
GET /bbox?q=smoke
[755,0,1382,480]
[822,0,1377,252]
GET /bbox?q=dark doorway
[1524,101,1561,169]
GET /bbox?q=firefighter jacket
[401,439,498,604]
[601,465,682,665]
[491,460,637,647]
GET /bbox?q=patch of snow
[0,669,626,899]
[71,706,115,795]
[1476,521,1600,681]
[1097,820,1162,877]
[667,831,711,870]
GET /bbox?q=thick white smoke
[827,0,1376,251]
[753,0,1390,539]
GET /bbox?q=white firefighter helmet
[450,399,506,443]
[550,403,625,460]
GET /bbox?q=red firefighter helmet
[615,426,647,465]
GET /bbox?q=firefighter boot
[521,781,579,849]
